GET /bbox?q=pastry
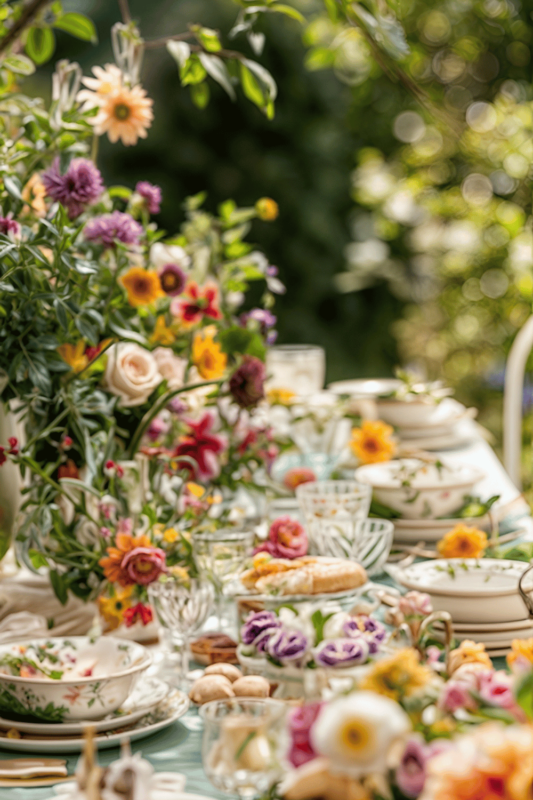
[189,674,235,704]
[190,633,239,665]
[242,555,367,596]
[204,663,242,682]
[232,675,270,697]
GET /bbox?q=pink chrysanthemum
[42,158,104,219]
[84,211,143,248]
[135,181,161,214]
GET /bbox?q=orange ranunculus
[437,524,488,559]
[350,420,396,465]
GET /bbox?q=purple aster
[240,308,277,344]
[84,211,143,249]
[0,214,20,239]
[42,158,104,219]
[159,263,187,297]
[135,181,162,214]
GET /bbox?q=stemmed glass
[201,698,286,799]
[148,577,214,688]
[193,529,255,631]
[266,344,325,395]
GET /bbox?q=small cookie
[204,663,242,683]
[232,675,270,698]
[189,674,235,704]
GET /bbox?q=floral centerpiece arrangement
[0,5,301,621]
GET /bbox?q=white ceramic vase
[0,400,24,561]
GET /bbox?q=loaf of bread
[241,555,366,596]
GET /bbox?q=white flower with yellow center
[311,691,410,777]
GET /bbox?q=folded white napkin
[0,611,48,644]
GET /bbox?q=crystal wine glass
[148,577,214,687]
[201,698,286,799]
[193,528,255,630]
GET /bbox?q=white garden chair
[503,316,533,488]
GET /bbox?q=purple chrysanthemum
[0,214,20,239]
[42,158,104,219]
[84,211,143,249]
[159,263,186,296]
[135,181,162,214]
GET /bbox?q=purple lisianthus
[343,616,387,655]
[135,181,162,214]
[84,211,143,248]
[241,610,282,652]
[240,308,278,345]
[42,158,104,219]
[314,637,369,668]
[396,738,450,799]
[167,396,188,415]
[0,214,20,239]
[229,356,266,409]
[266,628,308,665]
[159,263,187,297]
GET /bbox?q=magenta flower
[437,680,476,713]
[396,738,428,798]
[0,214,21,239]
[229,356,266,408]
[84,211,143,248]
[135,181,161,214]
[121,545,166,585]
[42,158,104,219]
[174,412,227,480]
[146,416,169,442]
[287,702,323,767]
[159,263,187,296]
[254,516,308,560]
[478,670,516,711]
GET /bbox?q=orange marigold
[350,420,396,464]
[120,267,163,307]
[437,524,488,559]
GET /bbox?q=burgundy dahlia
[42,158,104,219]
[229,356,266,409]
[159,263,187,296]
[84,211,143,248]
[0,214,20,238]
[135,181,162,214]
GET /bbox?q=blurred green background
[28,0,533,480]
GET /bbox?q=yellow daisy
[192,326,227,380]
[98,586,133,631]
[350,420,396,464]
[437,524,488,559]
[120,267,163,307]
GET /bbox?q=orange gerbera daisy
[99,532,152,585]
[192,326,227,380]
[120,267,163,307]
[92,84,154,146]
[350,420,396,464]
[437,524,488,559]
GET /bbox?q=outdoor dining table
[2,422,531,800]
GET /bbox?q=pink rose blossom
[478,670,517,711]
[287,702,323,767]
[254,516,308,560]
[399,591,433,618]
[437,680,476,713]
[147,416,170,441]
[121,545,166,585]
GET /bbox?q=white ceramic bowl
[355,458,484,519]
[388,559,529,624]
[0,636,151,722]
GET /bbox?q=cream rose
[152,347,187,391]
[105,343,162,407]
[150,242,191,270]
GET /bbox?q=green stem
[127,380,222,458]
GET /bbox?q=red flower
[255,516,308,560]
[170,281,221,325]
[0,447,6,467]
[121,546,166,585]
[123,602,154,627]
[7,437,18,455]
[174,412,227,480]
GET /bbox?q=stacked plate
[0,676,189,753]
[388,558,533,655]
[378,398,476,451]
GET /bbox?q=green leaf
[516,671,533,720]
[190,82,210,109]
[180,54,207,86]
[352,4,409,60]
[49,570,68,605]
[167,40,190,68]
[193,26,222,53]
[25,27,55,65]
[108,185,132,199]
[239,62,266,108]
[268,4,305,22]
[3,176,22,200]
[305,47,336,71]
[198,53,236,100]
[53,13,97,43]
[28,549,49,569]
[3,54,35,76]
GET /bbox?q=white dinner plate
[0,689,189,753]
[0,676,169,736]
[397,430,474,451]
[431,624,533,644]
[432,617,533,633]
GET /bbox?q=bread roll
[204,663,242,682]
[232,676,270,698]
[189,674,234,704]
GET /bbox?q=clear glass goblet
[303,516,394,576]
[148,577,214,688]
[266,344,325,396]
[201,698,286,799]
[193,528,255,631]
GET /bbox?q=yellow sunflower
[192,326,227,380]
[350,420,397,464]
[98,586,133,631]
[437,524,488,559]
[120,267,163,307]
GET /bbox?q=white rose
[105,343,162,407]
[152,348,187,390]
[150,242,191,270]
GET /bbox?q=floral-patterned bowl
[355,458,484,519]
[0,636,151,722]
